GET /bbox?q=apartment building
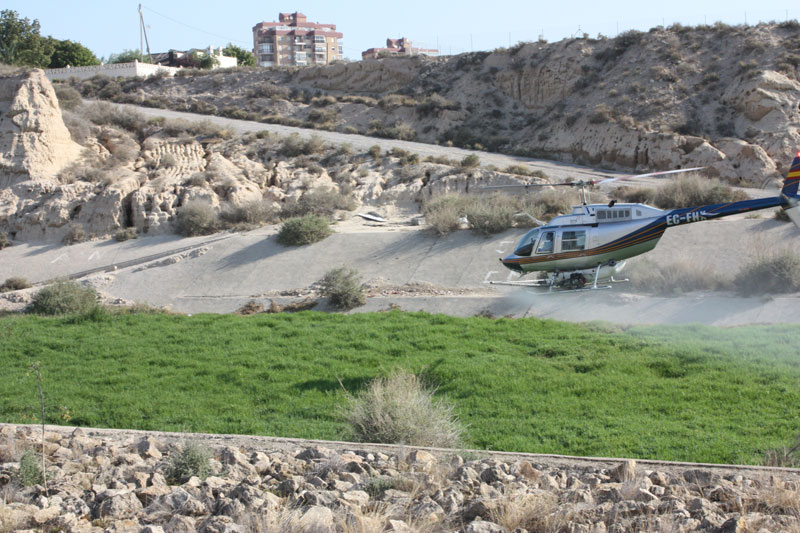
[252,12,343,67]
[362,38,438,60]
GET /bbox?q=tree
[222,43,256,67]
[0,9,53,67]
[48,38,99,68]
[108,49,148,64]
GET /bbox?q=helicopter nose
[500,256,524,273]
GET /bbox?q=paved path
[3,217,798,325]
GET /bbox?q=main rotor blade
[591,166,705,186]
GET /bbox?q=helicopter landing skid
[487,279,613,293]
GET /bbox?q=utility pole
[139,4,144,61]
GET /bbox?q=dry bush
[220,201,278,227]
[279,133,327,157]
[61,112,93,145]
[62,224,87,245]
[629,258,728,294]
[733,249,800,296]
[318,267,366,310]
[166,442,211,483]
[277,215,332,246]
[54,85,82,111]
[281,188,356,219]
[345,370,463,448]
[0,231,9,249]
[114,228,138,242]
[0,277,31,293]
[491,492,561,532]
[175,202,220,237]
[81,102,148,136]
[467,194,517,235]
[422,194,472,236]
[651,174,750,208]
[763,433,800,467]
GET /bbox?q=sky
[6,1,799,61]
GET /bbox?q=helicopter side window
[536,231,555,254]
[561,230,586,251]
[513,229,539,257]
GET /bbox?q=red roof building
[252,12,343,67]
[362,38,438,60]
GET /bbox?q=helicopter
[489,153,800,292]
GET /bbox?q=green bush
[0,231,10,249]
[17,450,43,487]
[345,370,462,448]
[277,215,332,246]
[461,154,480,168]
[733,250,800,296]
[114,228,138,242]
[318,267,366,310]
[28,281,99,316]
[166,442,211,483]
[175,202,220,236]
[0,277,31,293]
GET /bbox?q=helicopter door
[536,231,555,254]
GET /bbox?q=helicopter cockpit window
[561,230,586,251]
[513,228,540,257]
[536,231,555,254]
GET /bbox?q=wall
[45,61,180,81]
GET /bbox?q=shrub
[17,450,43,487]
[220,201,278,227]
[54,85,82,110]
[368,145,381,160]
[650,175,749,208]
[0,231,9,249]
[279,133,326,157]
[0,277,31,293]
[281,188,356,219]
[175,202,220,236]
[629,259,727,295]
[318,267,366,310]
[62,224,87,245]
[733,250,800,296]
[460,154,480,168]
[166,442,211,483]
[277,215,332,246]
[344,370,462,448]
[422,195,471,235]
[114,228,138,242]
[467,195,517,235]
[28,280,99,316]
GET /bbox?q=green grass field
[1,311,798,465]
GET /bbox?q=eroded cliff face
[0,73,533,243]
[83,22,800,182]
[0,70,82,187]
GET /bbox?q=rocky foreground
[1,424,799,532]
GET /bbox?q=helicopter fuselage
[500,195,785,276]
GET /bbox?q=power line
[142,5,250,46]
